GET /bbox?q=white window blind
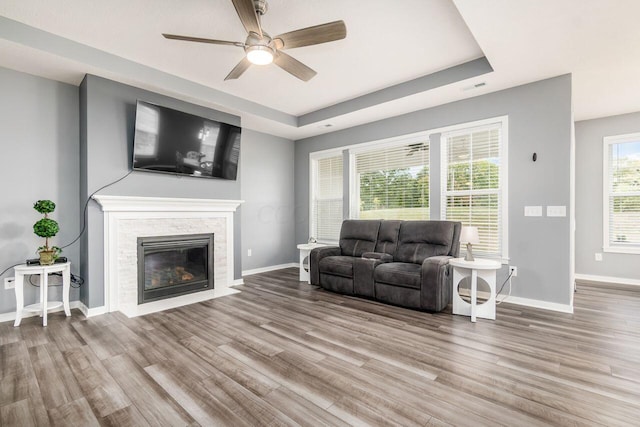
[354,141,429,220]
[604,134,640,252]
[311,155,343,242]
[442,124,504,257]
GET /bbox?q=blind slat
[312,156,343,242]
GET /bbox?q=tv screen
[132,100,241,180]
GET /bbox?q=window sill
[603,247,640,255]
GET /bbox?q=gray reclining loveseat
[309,219,461,312]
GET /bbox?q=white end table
[450,258,501,322]
[14,262,71,327]
[297,243,326,283]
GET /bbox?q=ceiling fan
[162,0,347,82]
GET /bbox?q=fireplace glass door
[138,234,214,304]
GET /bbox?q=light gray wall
[81,75,242,308]
[575,111,640,280]
[0,67,80,314]
[295,75,573,306]
[240,129,296,271]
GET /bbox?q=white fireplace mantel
[93,195,243,212]
[93,195,243,317]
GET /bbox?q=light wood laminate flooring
[1,268,639,426]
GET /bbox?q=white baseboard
[231,278,244,286]
[457,289,573,314]
[500,295,573,314]
[77,302,107,318]
[242,263,298,277]
[0,300,84,324]
[456,289,573,313]
[575,273,640,287]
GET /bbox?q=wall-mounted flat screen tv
[132,100,241,180]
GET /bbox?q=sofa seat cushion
[374,262,421,289]
[319,256,356,278]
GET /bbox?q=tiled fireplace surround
[93,195,242,317]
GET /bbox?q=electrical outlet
[4,277,15,290]
[595,253,603,261]
[247,249,252,257]
[509,266,518,277]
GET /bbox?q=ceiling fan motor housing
[253,0,268,15]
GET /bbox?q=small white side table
[450,258,501,322]
[297,243,326,283]
[14,262,71,327]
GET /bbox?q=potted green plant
[33,200,61,265]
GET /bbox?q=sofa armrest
[310,246,341,285]
[362,252,393,262]
[420,256,453,312]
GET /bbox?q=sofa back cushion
[339,220,380,257]
[394,221,459,264]
[374,220,402,255]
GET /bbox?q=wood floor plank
[99,405,152,427]
[47,397,100,427]
[62,345,131,418]
[180,334,280,397]
[28,343,83,410]
[0,398,37,427]
[263,387,351,427]
[70,320,126,360]
[103,354,194,426]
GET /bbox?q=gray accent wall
[240,130,296,271]
[80,75,242,308]
[575,111,640,280]
[295,75,574,306]
[0,67,80,314]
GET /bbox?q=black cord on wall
[0,170,134,284]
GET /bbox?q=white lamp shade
[460,226,480,244]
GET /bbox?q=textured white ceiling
[0,0,482,116]
[1,0,639,139]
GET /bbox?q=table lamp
[460,226,480,261]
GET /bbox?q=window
[441,120,507,259]
[604,133,640,253]
[310,153,343,242]
[352,138,429,220]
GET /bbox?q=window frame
[440,117,509,263]
[309,148,344,244]
[603,132,640,254]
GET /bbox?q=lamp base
[464,243,475,262]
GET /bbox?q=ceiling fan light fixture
[246,45,274,65]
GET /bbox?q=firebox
[137,233,214,304]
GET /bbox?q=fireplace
[137,233,214,304]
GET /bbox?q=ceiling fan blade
[231,0,263,37]
[224,57,252,81]
[163,34,245,47]
[274,20,346,50]
[273,52,317,82]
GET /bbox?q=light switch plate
[524,206,542,217]
[547,206,567,217]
